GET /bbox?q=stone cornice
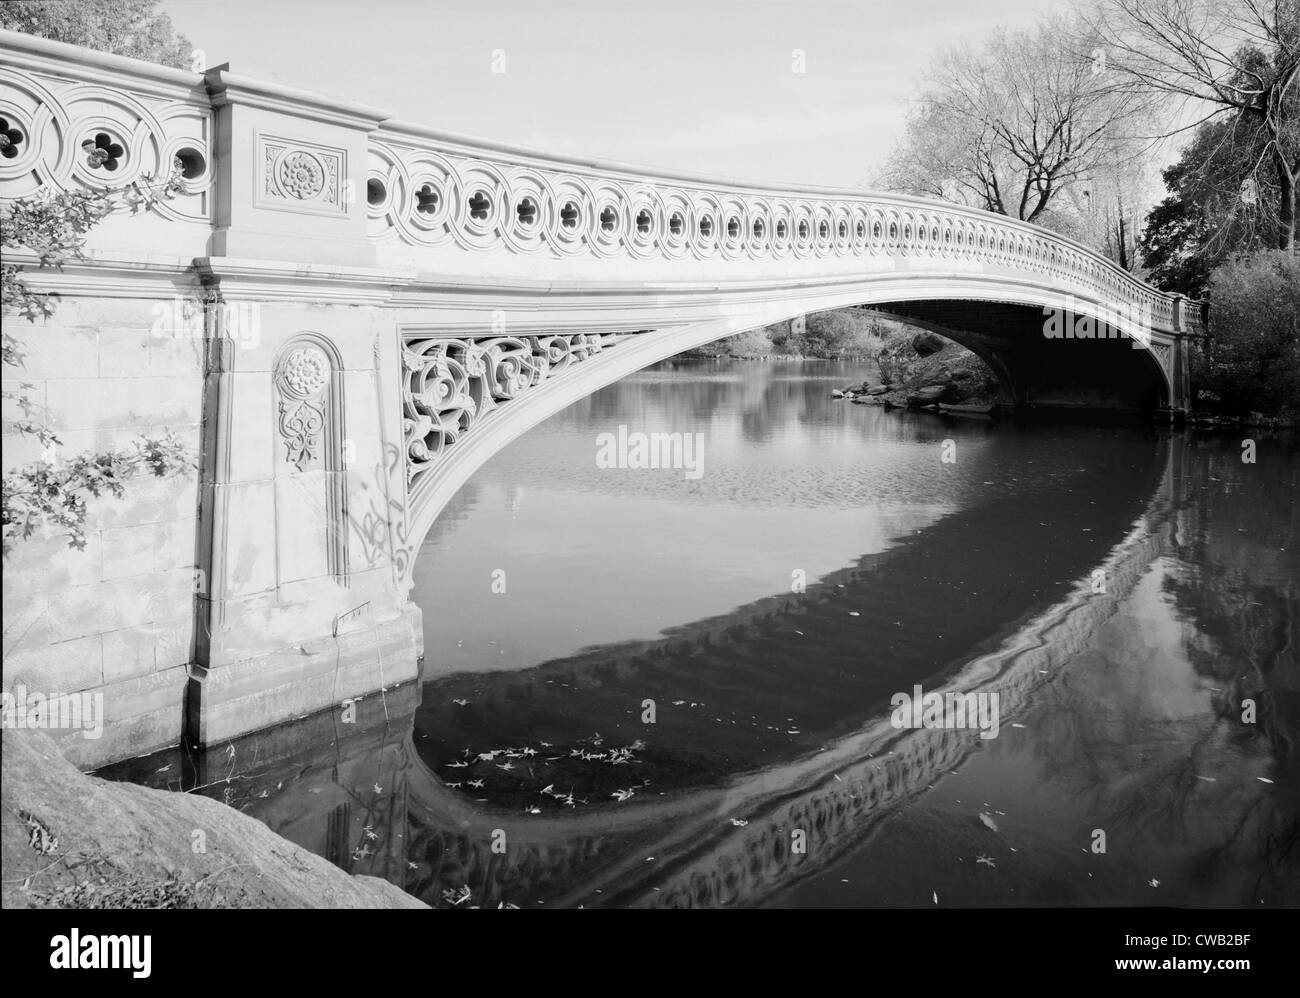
[0,28,205,103]
[3,249,203,298]
[191,257,411,304]
[203,67,391,131]
[3,249,1188,342]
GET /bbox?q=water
[104,358,1300,908]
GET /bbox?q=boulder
[907,381,969,407]
[906,384,948,406]
[939,382,968,404]
[2,729,428,909]
[911,331,947,357]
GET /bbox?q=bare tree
[1088,0,1300,249]
[877,15,1148,225]
[1062,153,1159,270]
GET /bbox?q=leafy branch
[2,435,191,553]
[1,165,193,555]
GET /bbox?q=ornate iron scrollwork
[402,332,620,485]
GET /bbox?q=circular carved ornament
[282,346,330,396]
[279,151,324,200]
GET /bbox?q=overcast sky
[161,0,1075,188]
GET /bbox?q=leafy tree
[0,0,195,69]
[2,171,192,554]
[683,327,773,358]
[1194,250,1300,415]
[1139,117,1279,294]
[761,312,887,357]
[802,311,882,357]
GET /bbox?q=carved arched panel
[273,334,350,586]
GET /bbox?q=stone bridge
[0,30,1206,768]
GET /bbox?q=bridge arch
[396,282,1174,582]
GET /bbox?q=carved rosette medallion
[279,151,325,200]
[257,134,345,213]
[276,345,331,471]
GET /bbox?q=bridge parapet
[0,30,212,255]
[0,28,1200,338]
[369,121,1183,334]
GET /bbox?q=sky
[160,0,1075,189]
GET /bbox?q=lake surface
[105,359,1300,908]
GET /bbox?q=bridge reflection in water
[100,429,1299,907]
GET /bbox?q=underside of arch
[872,300,1172,412]
[854,308,1017,405]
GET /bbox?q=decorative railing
[367,122,1192,332]
[0,32,212,223]
[0,27,1203,343]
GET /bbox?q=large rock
[907,382,967,407]
[910,331,947,356]
[906,384,948,406]
[1,729,427,909]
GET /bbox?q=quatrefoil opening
[416,184,440,215]
[468,190,491,221]
[0,117,24,160]
[82,131,124,171]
